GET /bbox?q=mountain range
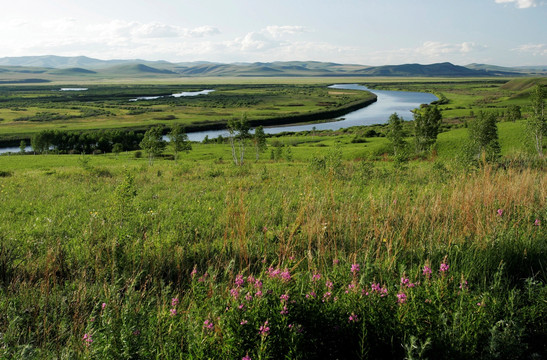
[0,55,546,82]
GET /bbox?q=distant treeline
[30,129,144,154]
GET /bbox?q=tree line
[386,84,545,164]
[29,129,144,154]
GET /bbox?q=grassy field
[369,77,547,124]
[0,78,545,359]
[0,83,376,143]
[1,113,546,359]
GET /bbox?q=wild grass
[0,84,375,142]
[0,79,545,359]
[0,142,545,358]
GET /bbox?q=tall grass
[0,155,545,358]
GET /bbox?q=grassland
[0,78,545,359]
[0,83,375,144]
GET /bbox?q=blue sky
[0,0,545,66]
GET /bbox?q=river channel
[183,84,437,141]
[0,84,437,153]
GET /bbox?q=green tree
[31,130,52,154]
[139,126,166,165]
[505,104,521,122]
[19,140,26,154]
[169,125,192,162]
[227,113,250,165]
[413,104,442,152]
[468,111,501,163]
[527,85,545,158]
[252,125,267,161]
[112,143,123,158]
[386,113,406,156]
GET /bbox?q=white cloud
[495,0,538,8]
[183,26,221,38]
[364,41,488,65]
[415,41,486,57]
[513,43,547,56]
[228,32,279,52]
[87,20,220,40]
[263,25,307,38]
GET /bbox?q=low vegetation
[0,84,375,144]
[0,79,545,359]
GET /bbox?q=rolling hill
[0,55,545,82]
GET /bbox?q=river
[0,84,437,154]
[183,84,437,141]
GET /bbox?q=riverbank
[0,94,377,150]
[0,83,376,147]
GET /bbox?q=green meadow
[0,78,545,359]
[0,83,375,143]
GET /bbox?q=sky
[0,0,545,66]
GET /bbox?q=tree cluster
[30,129,144,154]
[527,85,546,158]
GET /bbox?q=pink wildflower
[255,290,263,298]
[346,283,356,294]
[280,306,289,315]
[190,267,197,278]
[497,208,503,216]
[280,293,290,302]
[203,319,214,331]
[235,274,245,287]
[312,272,321,282]
[171,298,179,307]
[306,291,316,299]
[245,292,253,301]
[267,267,279,278]
[242,354,252,360]
[534,219,541,226]
[422,265,432,277]
[101,302,107,310]
[280,268,291,282]
[349,313,359,322]
[83,333,93,347]
[325,280,333,289]
[230,288,239,299]
[240,320,248,325]
[397,293,407,304]
[440,263,449,273]
[259,320,270,336]
[351,263,360,275]
[170,308,177,316]
[333,259,339,265]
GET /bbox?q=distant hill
[500,77,547,91]
[465,63,546,76]
[101,64,177,75]
[0,55,545,81]
[50,67,97,75]
[353,62,494,77]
